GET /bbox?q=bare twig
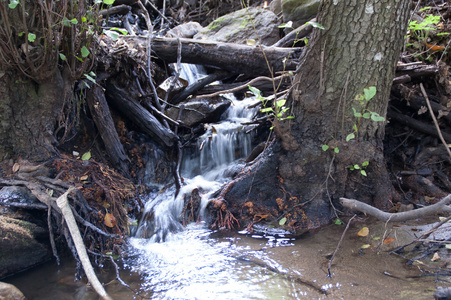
[420,83,451,161]
[328,215,356,276]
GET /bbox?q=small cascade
[134,63,259,242]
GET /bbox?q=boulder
[0,282,25,300]
[165,21,203,38]
[165,96,231,127]
[281,0,319,28]
[0,216,50,278]
[194,7,280,46]
[270,0,319,28]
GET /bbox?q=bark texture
[216,0,411,231]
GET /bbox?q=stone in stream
[0,282,26,300]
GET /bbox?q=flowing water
[3,64,448,299]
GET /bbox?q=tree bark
[212,0,412,232]
[121,36,301,76]
[86,85,130,177]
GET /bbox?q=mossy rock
[194,7,280,46]
[281,0,319,27]
[0,216,50,278]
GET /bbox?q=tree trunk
[0,68,71,161]
[212,0,411,232]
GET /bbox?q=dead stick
[420,82,451,160]
[328,215,356,277]
[340,194,451,222]
[56,188,112,300]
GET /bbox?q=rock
[165,96,231,127]
[0,216,50,278]
[0,186,38,205]
[194,7,280,46]
[277,0,319,28]
[0,282,26,300]
[165,21,204,38]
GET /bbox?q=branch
[56,188,112,300]
[340,194,451,222]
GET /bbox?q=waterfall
[134,64,259,242]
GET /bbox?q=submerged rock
[194,7,280,45]
[0,282,26,300]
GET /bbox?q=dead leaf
[431,252,440,262]
[104,213,116,228]
[357,227,369,237]
[383,237,395,244]
[417,106,428,115]
[12,163,20,173]
[361,244,371,249]
[80,175,88,181]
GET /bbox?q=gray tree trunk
[212,0,411,232]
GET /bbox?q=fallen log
[105,84,178,147]
[87,85,130,178]
[119,36,302,76]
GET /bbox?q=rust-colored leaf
[357,227,369,237]
[104,213,116,228]
[383,237,395,244]
[425,43,445,51]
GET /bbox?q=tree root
[340,194,451,222]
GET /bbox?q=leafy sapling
[248,86,294,130]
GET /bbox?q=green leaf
[371,113,386,122]
[62,17,72,27]
[81,46,90,58]
[353,164,360,169]
[362,112,370,119]
[81,16,87,22]
[346,133,355,142]
[248,85,261,97]
[361,170,367,176]
[364,86,377,101]
[28,33,36,43]
[362,161,369,167]
[81,151,91,161]
[84,74,96,84]
[8,0,19,9]
[276,99,286,108]
[103,0,115,4]
[334,147,339,154]
[334,219,342,225]
[59,53,66,61]
[322,145,329,151]
[104,30,119,41]
[353,124,358,132]
[285,116,294,119]
[307,21,325,30]
[278,21,293,29]
[71,18,78,24]
[279,217,287,226]
[361,244,371,249]
[260,107,273,113]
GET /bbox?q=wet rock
[165,96,231,127]
[0,186,38,205]
[0,216,51,278]
[194,7,280,46]
[0,282,26,300]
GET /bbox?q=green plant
[346,86,385,142]
[349,160,369,176]
[248,85,294,129]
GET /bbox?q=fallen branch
[56,188,112,300]
[340,194,451,222]
[328,215,356,276]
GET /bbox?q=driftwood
[87,85,130,177]
[120,36,302,76]
[340,194,451,222]
[56,188,112,300]
[105,84,178,147]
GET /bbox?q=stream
[3,65,445,299]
